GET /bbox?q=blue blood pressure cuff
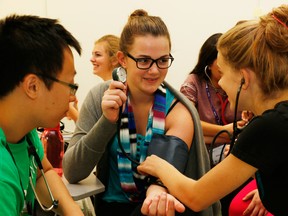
[147,134,189,173]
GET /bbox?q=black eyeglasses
[126,53,174,70]
[36,74,79,96]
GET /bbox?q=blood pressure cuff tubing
[147,134,189,173]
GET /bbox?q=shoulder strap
[166,99,179,116]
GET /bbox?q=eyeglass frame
[126,53,174,70]
[36,73,79,96]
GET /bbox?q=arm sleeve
[63,82,117,183]
[180,74,198,104]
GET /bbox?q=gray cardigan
[63,81,221,216]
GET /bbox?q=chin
[42,122,58,129]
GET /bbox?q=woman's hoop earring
[204,65,210,78]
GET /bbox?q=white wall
[1,0,286,131]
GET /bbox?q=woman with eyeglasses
[138,4,288,216]
[63,9,220,216]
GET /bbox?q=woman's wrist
[150,179,167,189]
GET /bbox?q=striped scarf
[117,83,166,202]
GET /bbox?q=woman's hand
[138,155,169,178]
[241,110,254,122]
[242,189,269,216]
[66,99,79,122]
[101,80,127,123]
[238,110,254,128]
[142,192,185,216]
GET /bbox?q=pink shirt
[180,73,238,125]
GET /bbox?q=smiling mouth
[144,77,158,81]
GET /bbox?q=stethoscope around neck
[5,137,58,215]
[112,67,141,166]
[27,138,59,213]
[205,82,229,125]
[116,104,141,166]
[204,66,229,125]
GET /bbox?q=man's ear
[23,74,40,99]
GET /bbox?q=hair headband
[271,14,288,30]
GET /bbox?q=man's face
[41,48,77,128]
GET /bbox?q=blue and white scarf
[117,83,166,202]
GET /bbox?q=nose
[69,94,77,102]
[148,61,159,73]
[151,61,158,68]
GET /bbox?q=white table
[60,131,105,201]
[62,172,105,201]
[36,172,104,215]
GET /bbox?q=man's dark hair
[0,14,82,98]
